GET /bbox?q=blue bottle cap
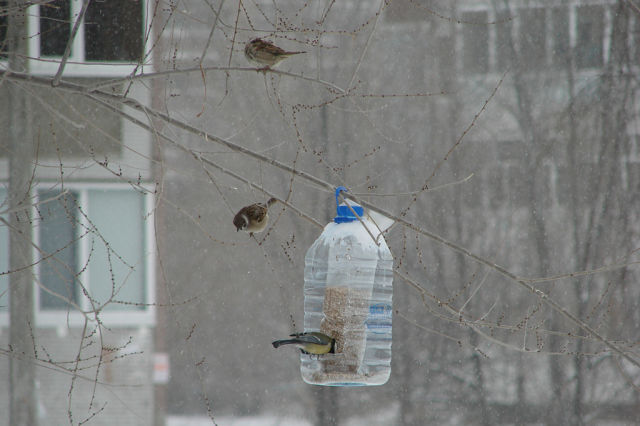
[334,186,364,223]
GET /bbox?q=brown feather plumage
[233,198,278,234]
[244,38,305,68]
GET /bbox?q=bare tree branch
[52,0,91,87]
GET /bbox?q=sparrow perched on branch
[233,198,278,235]
[244,38,305,68]
[272,332,336,355]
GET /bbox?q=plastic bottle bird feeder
[301,187,393,386]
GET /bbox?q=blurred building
[0,1,158,425]
[451,0,640,194]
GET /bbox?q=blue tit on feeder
[300,186,393,386]
[272,332,336,355]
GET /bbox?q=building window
[39,0,71,57]
[38,189,80,309]
[495,10,513,70]
[0,1,9,59]
[519,8,546,69]
[630,135,640,163]
[83,188,147,311]
[461,11,489,74]
[35,0,144,62]
[85,0,143,61]
[461,5,611,74]
[551,6,570,68]
[576,5,605,69]
[632,13,640,67]
[0,185,154,323]
[39,0,144,62]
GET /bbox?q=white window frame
[0,182,156,328]
[26,0,153,77]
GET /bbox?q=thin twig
[457,269,490,317]
[85,93,325,230]
[347,0,385,90]
[0,189,69,215]
[194,153,325,229]
[199,0,226,66]
[52,0,91,87]
[338,191,380,245]
[424,71,507,189]
[82,66,346,94]
[626,0,640,14]
[518,260,640,284]
[352,173,474,197]
[6,71,638,369]
[93,88,640,367]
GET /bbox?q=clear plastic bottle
[301,187,393,386]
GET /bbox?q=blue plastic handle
[335,186,349,209]
[334,186,364,223]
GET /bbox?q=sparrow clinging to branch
[233,198,278,236]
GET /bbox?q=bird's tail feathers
[272,339,299,349]
[266,197,278,207]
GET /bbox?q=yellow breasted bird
[272,332,335,355]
